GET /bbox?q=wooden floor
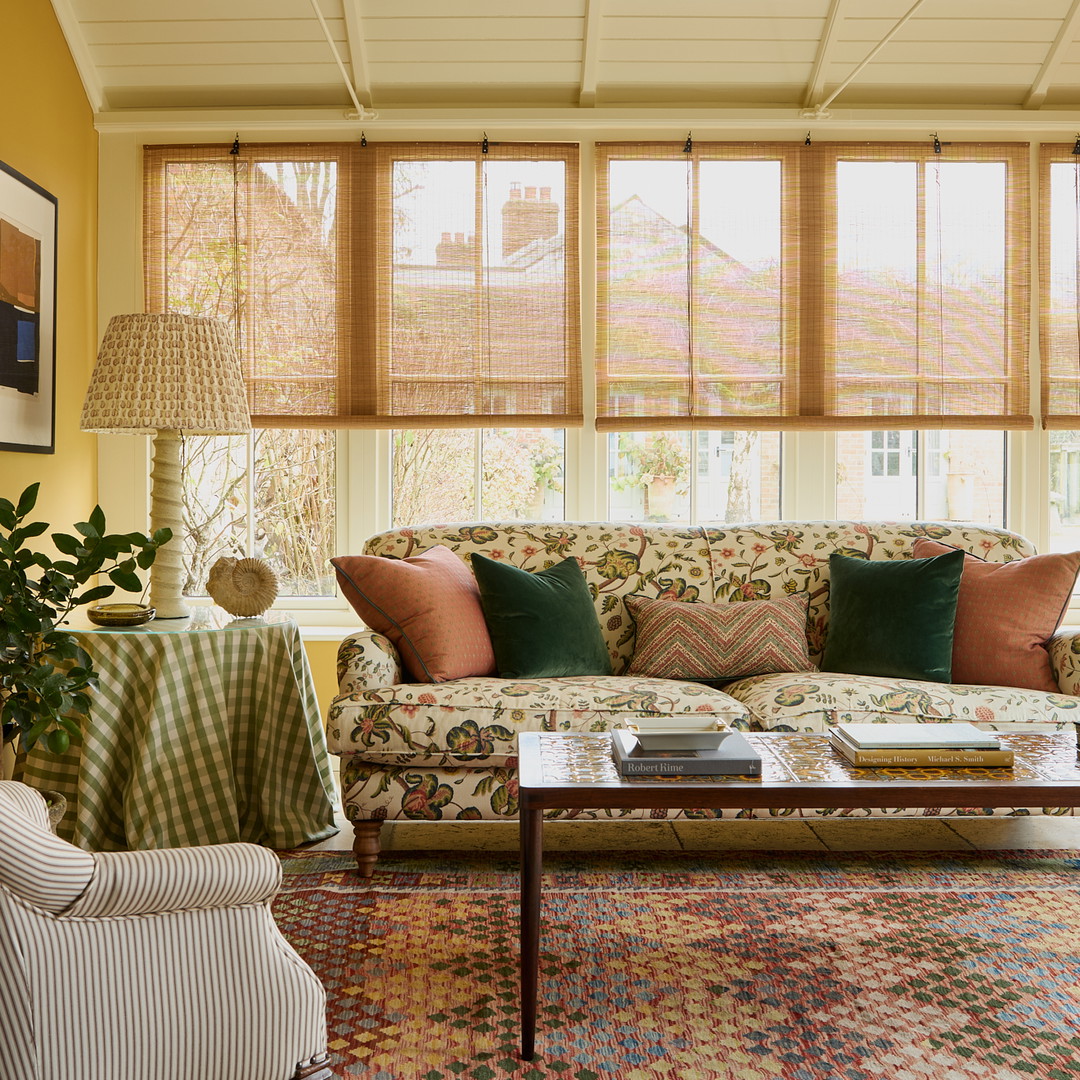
[304,809,1080,855]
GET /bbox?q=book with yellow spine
[828,728,1013,767]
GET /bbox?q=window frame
[95,131,1058,627]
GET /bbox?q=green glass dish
[86,603,156,627]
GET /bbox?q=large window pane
[835,160,1010,418]
[253,430,336,596]
[600,153,786,425]
[1044,158,1080,423]
[182,429,336,597]
[696,431,782,523]
[183,434,249,595]
[607,431,780,523]
[388,152,577,420]
[1049,432,1080,556]
[835,430,1005,524]
[392,428,565,526]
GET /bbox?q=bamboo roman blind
[596,141,1031,431]
[144,142,581,428]
[1039,144,1080,429]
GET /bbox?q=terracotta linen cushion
[331,546,496,683]
[625,592,814,681]
[911,538,1080,692]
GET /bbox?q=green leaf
[95,537,125,560]
[136,549,157,569]
[88,505,106,536]
[15,484,39,518]
[109,569,143,594]
[74,521,100,539]
[51,532,81,556]
[13,521,48,542]
[22,717,51,750]
[152,527,173,546]
[75,584,115,605]
[124,532,150,545]
[60,715,83,738]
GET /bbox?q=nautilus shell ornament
[206,556,278,617]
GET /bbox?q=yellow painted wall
[0,5,97,527]
[304,639,342,718]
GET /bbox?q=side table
[20,610,339,852]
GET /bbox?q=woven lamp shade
[81,313,250,434]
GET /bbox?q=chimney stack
[502,180,560,259]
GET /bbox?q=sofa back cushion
[626,591,815,681]
[332,546,496,682]
[362,523,715,675]
[912,537,1080,692]
[703,522,1036,667]
[471,553,612,678]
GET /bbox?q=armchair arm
[1048,627,1080,696]
[62,842,281,919]
[336,630,403,693]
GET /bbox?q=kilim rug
[272,849,1080,1080]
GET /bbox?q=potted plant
[0,483,169,757]
[614,432,692,519]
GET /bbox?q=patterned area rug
[273,849,1080,1080]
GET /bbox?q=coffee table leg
[520,803,542,1060]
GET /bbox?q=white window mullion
[244,431,256,557]
[784,431,834,520]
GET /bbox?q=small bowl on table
[86,603,156,627]
[618,718,733,752]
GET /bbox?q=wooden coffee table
[516,729,1080,1060]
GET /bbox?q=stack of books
[610,726,763,777]
[827,722,1013,767]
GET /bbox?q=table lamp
[80,313,251,619]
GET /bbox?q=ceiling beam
[579,0,603,108]
[94,105,1080,139]
[341,0,373,109]
[1025,0,1080,109]
[803,0,846,111]
[49,0,106,113]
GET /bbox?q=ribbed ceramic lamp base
[149,430,191,619]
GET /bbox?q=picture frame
[0,159,57,454]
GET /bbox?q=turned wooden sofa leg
[352,819,384,877]
[292,1052,333,1079]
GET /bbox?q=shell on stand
[206,556,278,617]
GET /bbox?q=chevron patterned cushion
[625,592,815,681]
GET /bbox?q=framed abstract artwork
[0,160,57,454]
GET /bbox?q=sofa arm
[336,630,403,693]
[63,843,281,919]
[1049,628,1080,696]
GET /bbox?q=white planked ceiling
[49,0,1080,118]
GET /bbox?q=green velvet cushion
[821,548,965,683]
[470,554,612,679]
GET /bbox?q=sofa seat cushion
[327,674,748,766]
[722,671,1080,733]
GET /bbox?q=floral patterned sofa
[326,521,1080,873]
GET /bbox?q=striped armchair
[0,781,330,1080]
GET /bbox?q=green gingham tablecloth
[21,613,339,852]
